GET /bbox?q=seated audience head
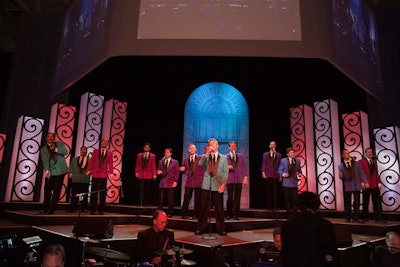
[297,191,320,212]
[273,227,282,251]
[41,243,65,267]
[386,230,400,254]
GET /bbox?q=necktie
[346,162,350,168]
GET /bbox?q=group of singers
[40,133,114,215]
[41,132,384,225]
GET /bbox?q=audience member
[225,141,248,220]
[370,229,400,267]
[179,144,205,219]
[157,147,179,217]
[137,210,175,267]
[67,146,90,212]
[41,243,65,267]
[195,138,229,236]
[40,132,69,215]
[338,149,368,223]
[281,191,340,267]
[277,147,302,219]
[135,142,157,206]
[261,140,283,210]
[258,226,282,264]
[359,147,386,223]
[85,137,114,215]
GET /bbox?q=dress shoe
[217,231,227,236]
[233,217,240,220]
[98,211,104,215]
[44,210,54,215]
[195,230,203,235]
[181,216,188,219]
[225,216,232,220]
[167,214,173,218]
[375,219,387,224]
[189,216,196,220]
[90,211,96,215]
[353,219,364,224]
[345,218,351,223]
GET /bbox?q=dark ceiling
[0,0,72,52]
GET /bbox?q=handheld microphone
[209,146,214,152]
[350,156,357,160]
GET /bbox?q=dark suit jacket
[136,227,175,265]
[226,152,248,184]
[261,150,282,178]
[182,154,204,188]
[281,211,340,267]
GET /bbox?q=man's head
[80,146,87,156]
[386,230,400,254]
[41,243,65,267]
[286,147,295,158]
[208,138,219,153]
[153,210,168,233]
[100,137,109,149]
[143,142,151,152]
[297,191,320,212]
[188,144,197,155]
[273,227,282,251]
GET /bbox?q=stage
[0,203,398,266]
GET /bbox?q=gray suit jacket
[198,153,228,191]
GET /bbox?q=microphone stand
[203,154,217,240]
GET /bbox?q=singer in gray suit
[40,132,69,215]
[195,138,229,236]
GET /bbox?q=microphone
[350,156,357,160]
[209,146,214,152]
[258,247,266,262]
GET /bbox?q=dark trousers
[283,186,298,216]
[265,177,284,210]
[69,182,89,211]
[344,190,361,220]
[43,174,65,212]
[139,179,153,206]
[362,188,382,220]
[90,178,107,212]
[197,189,225,233]
[181,187,201,217]
[158,188,175,216]
[226,183,242,217]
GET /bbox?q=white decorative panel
[5,116,44,201]
[103,99,127,203]
[314,99,341,210]
[373,126,400,212]
[290,104,316,193]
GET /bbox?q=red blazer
[135,152,157,179]
[359,158,381,188]
[87,149,114,179]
